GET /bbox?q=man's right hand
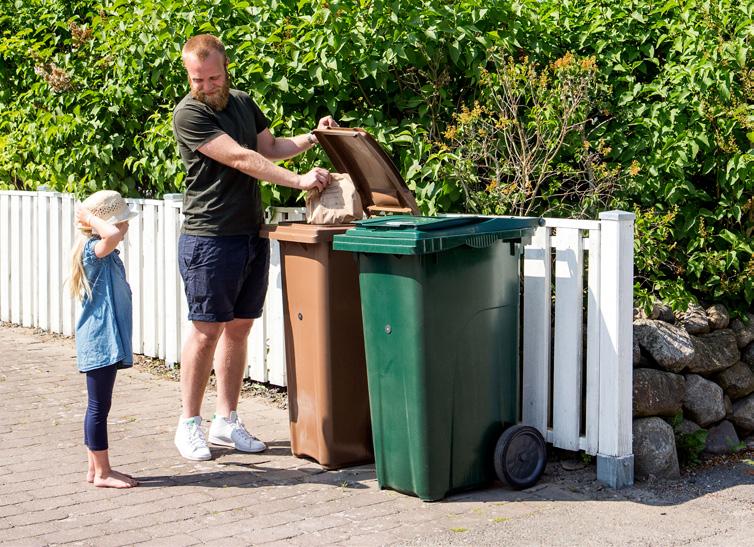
[297,167,331,192]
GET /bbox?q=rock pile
[632,303,754,480]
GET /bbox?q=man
[172,34,336,460]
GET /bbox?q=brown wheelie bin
[260,127,419,469]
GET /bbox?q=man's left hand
[316,116,339,130]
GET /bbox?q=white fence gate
[0,190,634,487]
[522,214,634,488]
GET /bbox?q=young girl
[70,190,139,488]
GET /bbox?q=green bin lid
[332,215,540,255]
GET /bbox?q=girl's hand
[76,206,94,229]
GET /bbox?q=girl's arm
[76,206,127,258]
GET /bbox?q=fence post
[596,210,635,488]
[36,189,50,331]
[61,194,76,336]
[21,193,36,328]
[0,193,10,322]
[522,226,551,435]
[163,194,183,367]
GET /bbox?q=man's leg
[175,320,225,461]
[180,320,225,418]
[213,317,253,417]
[207,235,269,453]
[208,317,266,453]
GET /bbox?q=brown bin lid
[259,222,354,244]
[313,127,420,216]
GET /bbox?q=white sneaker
[174,416,211,461]
[208,411,267,453]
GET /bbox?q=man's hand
[316,116,339,131]
[297,167,331,192]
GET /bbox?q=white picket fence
[0,190,303,386]
[0,190,634,487]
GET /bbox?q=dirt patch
[540,446,754,505]
[132,353,287,409]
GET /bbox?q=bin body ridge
[359,241,521,500]
[278,234,372,468]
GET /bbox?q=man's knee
[222,318,254,342]
[189,321,225,346]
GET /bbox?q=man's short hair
[182,34,226,64]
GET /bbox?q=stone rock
[673,418,702,436]
[633,319,695,373]
[633,334,641,367]
[741,342,754,367]
[657,304,675,324]
[633,417,680,480]
[706,304,730,330]
[731,393,754,435]
[686,329,739,376]
[715,361,754,400]
[725,395,733,418]
[704,420,741,455]
[635,302,675,323]
[683,374,726,427]
[730,313,754,348]
[678,303,710,335]
[633,369,685,417]
[635,303,661,320]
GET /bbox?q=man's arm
[256,115,339,161]
[197,134,330,191]
[256,128,314,162]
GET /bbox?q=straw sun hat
[81,190,139,226]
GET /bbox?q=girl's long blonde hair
[69,228,95,301]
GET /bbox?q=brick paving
[2,324,753,546]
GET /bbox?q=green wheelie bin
[332,215,541,501]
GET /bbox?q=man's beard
[193,77,231,111]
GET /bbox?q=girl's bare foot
[93,471,137,488]
[110,469,138,485]
[88,468,134,484]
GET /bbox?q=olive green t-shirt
[172,89,270,236]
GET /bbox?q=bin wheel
[494,425,547,490]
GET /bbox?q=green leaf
[274,76,289,92]
[737,47,747,69]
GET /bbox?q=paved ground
[1,324,753,546]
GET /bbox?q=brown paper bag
[305,173,365,224]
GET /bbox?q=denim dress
[75,237,133,372]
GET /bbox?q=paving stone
[2,522,71,543]
[133,535,202,547]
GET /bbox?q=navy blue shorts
[178,234,270,323]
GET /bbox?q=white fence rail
[0,191,634,487]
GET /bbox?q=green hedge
[1,0,753,311]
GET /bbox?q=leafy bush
[1,0,753,310]
[0,0,504,207]
[522,1,754,311]
[670,413,709,467]
[442,48,619,219]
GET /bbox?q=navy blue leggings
[84,364,118,451]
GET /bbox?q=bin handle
[464,234,499,248]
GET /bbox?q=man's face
[184,50,230,111]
